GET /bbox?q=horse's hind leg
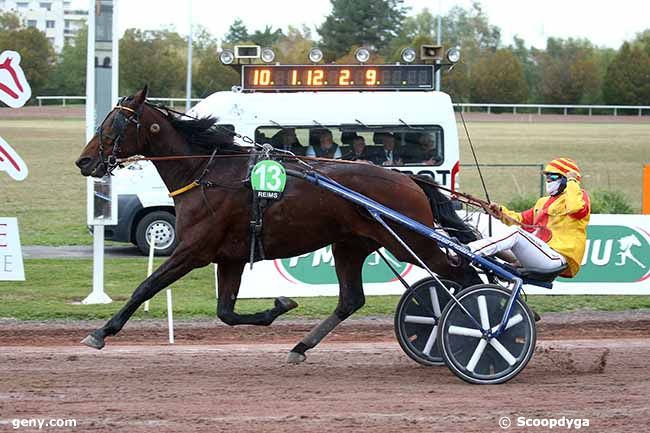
[287,238,373,364]
[216,260,298,326]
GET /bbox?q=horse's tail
[410,175,478,244]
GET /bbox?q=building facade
[0,0,87,52]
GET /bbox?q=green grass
[1,259,649,320]
[1,119,88,245]
[457,122,649,210]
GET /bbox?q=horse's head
[76,86,156,177]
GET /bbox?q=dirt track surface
[1,312,649,433]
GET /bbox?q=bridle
[94,98,143,175]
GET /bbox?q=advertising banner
[236,214,650,298]
[0,218,25,281]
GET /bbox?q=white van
[107,87,461,255]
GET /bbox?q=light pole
[435,0,442,90]
[185,0,193,112]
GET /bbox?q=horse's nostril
[75,157,93,169]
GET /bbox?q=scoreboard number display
[242,65,434,91]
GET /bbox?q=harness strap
[114,105,136,114]
[169,181,199,197]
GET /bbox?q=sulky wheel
[394,278,462,366]
[437,284,536,384]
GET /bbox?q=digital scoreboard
[241,65,435,91]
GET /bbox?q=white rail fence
[455,103,649,116]
[34,96,650,116]
[35,96,201,107]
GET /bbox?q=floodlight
[354,47,370,63]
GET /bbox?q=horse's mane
[164,113,244,154]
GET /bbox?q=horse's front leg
[81,244,203,349]
[216,260,298,326]
[287,237,373,364]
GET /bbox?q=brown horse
[75,86,481,363]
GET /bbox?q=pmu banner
[236,214,650,298]
[551,214,650,294]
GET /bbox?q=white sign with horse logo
[0,136,28,181]
[0,218,25,281]
[0,50,32,108]
[1,49,30,281]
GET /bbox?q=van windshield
[255,125,443,167]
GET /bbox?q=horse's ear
[134,85,149,106]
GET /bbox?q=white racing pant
[468,226,566,271]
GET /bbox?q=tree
[0,18,54,97]
[385,8,436,62]
[603,42,650,105]
[509,36,540,102]
[44,26,87,95]
[189,24,241,97]
[318,0,407,59]
[251,26,284,47]
[441,2,500,60]
[536,37,605,104]
[470,50,527,103]
[223,18,249,44]
[119,29,186,97]
[192,56,240,98]
[273,26,317,64]
[0,11,21,31]
[438,2,502,101]
[632,29,650,57]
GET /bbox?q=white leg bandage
[468,226,566,271]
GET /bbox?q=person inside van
[272,128,304,155]
[405,133,441,165]
[306,129,342,159]
[372,133,403,166]
[343,135,373,163]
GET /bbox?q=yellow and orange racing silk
[499,180,590,278]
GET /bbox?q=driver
[467,157,590,278]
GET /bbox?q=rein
[415,177,541,231]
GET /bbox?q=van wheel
[135,211,177,256]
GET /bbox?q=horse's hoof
[81,333,105,350]
[275,296,298,312]
[287,351,306,364]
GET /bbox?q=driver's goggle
[545,173,563,181]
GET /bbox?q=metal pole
[85,0,95,144]
[143,233,156,312]
[167,289,174,344]
[111,0,119,104]
[435,0,442,91]
[185,0,193,112]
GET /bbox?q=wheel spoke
[448,325,482,338]
[490,313,523,333]
[489,338,517,366]
[422,325,438,355]
[466,339,488,373]
[404,315,435,325]
[477,295,490,330]
[429,286,442,317]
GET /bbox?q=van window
[255,125,443,166]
